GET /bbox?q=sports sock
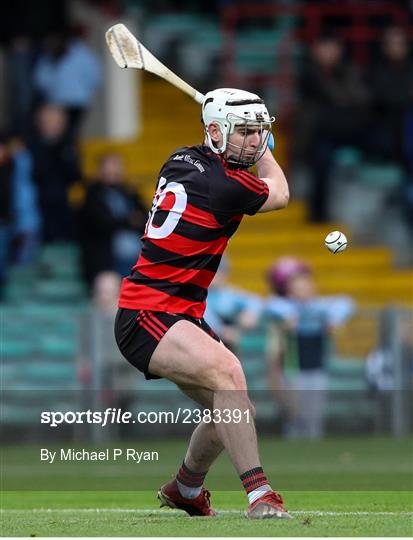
[247,484,272,504]
[176,461,207,499]
[240,467,272,504]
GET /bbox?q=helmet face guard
[225,113,273,168]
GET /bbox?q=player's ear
[207,122,222,143]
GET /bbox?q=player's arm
[255,148,289,212]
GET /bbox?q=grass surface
[3,435,412,491]
[1,436,412,536]
[2,491,412,536]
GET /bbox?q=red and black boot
[158,479,216,517]
[246,491,292,519]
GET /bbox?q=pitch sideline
[1,508,412,517]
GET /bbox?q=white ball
[325,230,348,253]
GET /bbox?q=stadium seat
[38,336,77,358]
[20,362,77,383]
[178,25,222,83]
[1,404,41,425]
[237,31,279,69]
[2,340,36,359]
[360,163,404,189]
[34,280,86,303]
[333,146,362,168]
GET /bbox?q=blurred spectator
[0,134,40,298]
[33,26,102,139]
[294,35,369,221]
[8,36,36,137]
[366,309,413,428]
[10,138,41,264]
[266,257,355,438]
[93,270,122,316]
[0,134,13,299]
[401,313,413,391]
[365,26,413,164]
[366,310,395,393]
[79,153,147,288]
[27,103,81,243]
[204,257,262,352]
[366,26,413,236]
[78,271,137,440]
[78,271,122,387]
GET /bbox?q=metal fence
[3,304,411,442]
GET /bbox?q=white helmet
[201,88,274,167]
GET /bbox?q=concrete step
[229,274,412,303]
[230,249,393,271]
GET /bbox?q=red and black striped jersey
[118,144,269,317]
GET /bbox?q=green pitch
[1,436,412,536]
[2,491,412,537]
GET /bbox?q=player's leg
[149,320,261,473]
[158,385,224,515]
[150,320,291,518]
[178,385,224,473]
[174,385,256,494]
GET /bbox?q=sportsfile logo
[41,409,132,428]
[40,408,251,427]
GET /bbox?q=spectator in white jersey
[266,257,355,438]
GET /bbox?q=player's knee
[214,359,247,391]
[201,348,247,392]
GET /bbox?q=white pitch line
[1,509,412,517]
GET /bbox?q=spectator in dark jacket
[366,26,413,164]
[79,152,147,288]
[295,35,369,222]
[27,103,81,243]
[366,26,413,233]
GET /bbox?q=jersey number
[146,177,188,239]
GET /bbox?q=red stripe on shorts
[145,311,169,334]
[137,312,163,341]
[140,311,165,340]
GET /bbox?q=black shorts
[114,308,221,380]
